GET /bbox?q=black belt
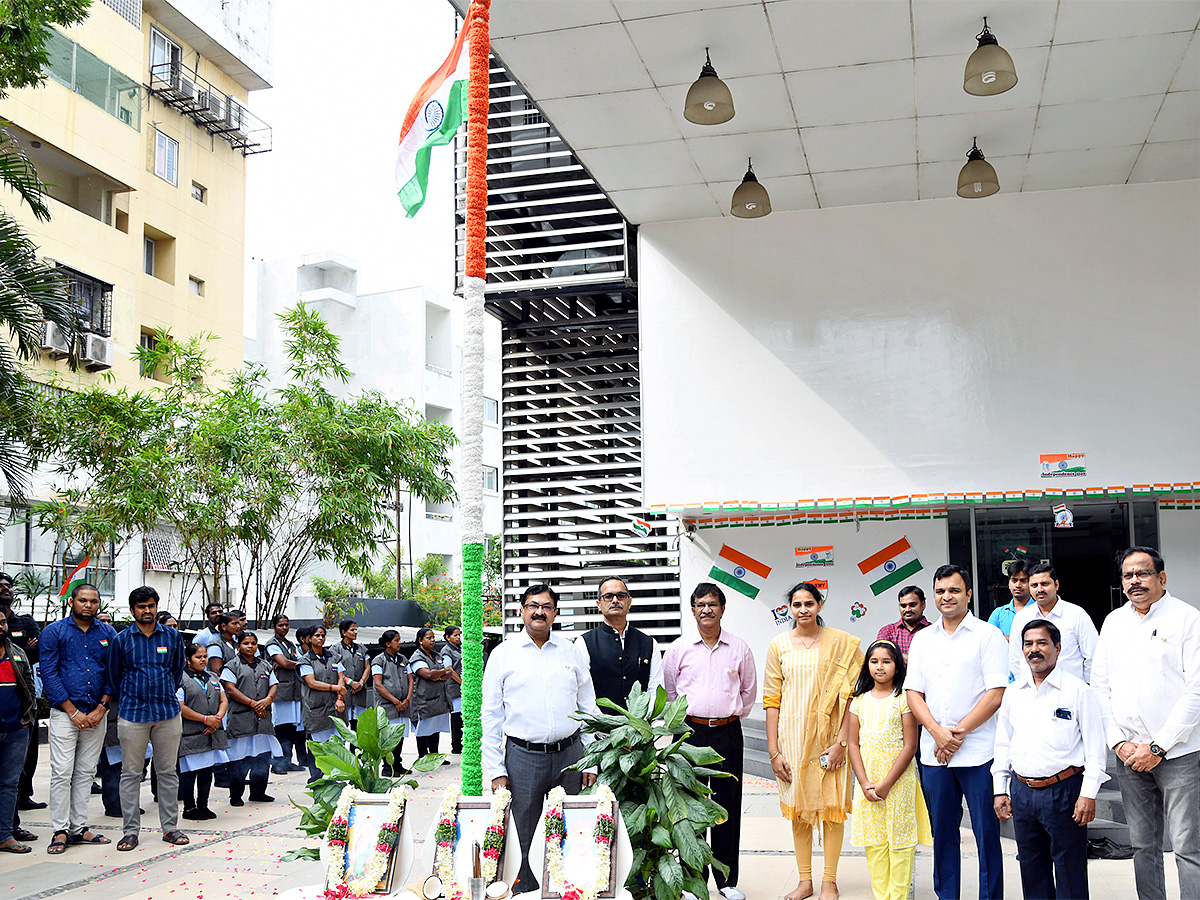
[509,732,580,753]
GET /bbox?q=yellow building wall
[0,1,254,390]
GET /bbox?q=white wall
[679,517,948,690]
[1160,511,1200,606]
[639,180,1200,506]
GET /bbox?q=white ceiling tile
[1053,1,1200,45]
[812,164,919,206]
[1129,139,1200,182]
[613,0,764,20]
[577,140,704,190]
[917,108,1037,163]
[607,183,722,224]
[802,118,917,172]
[766,1,914,71]
[1149,91,1200,143]
[1032,96,1162,153]
[915,47,1050,116]
[785,60,916,127]
[1042,32,1192,105]
[487,0,619,39]
[625,5,778,84]
[493,24,653,102]
[540,90,681,150]
[663,73,798,136]
[917,155,1026,199]
[685,129,807,181]
[1023,145,1142,191]
[1174,37,1200,92]
[912,1,1058,58]
[708,173,820,213]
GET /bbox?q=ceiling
[451,0,1200,223]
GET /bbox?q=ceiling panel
[1174,37,1199,92]
[914,47,1050,116]
[624,4,778,84]
[911,1,1058,58]
[485,0,618,39]
[813,164,919,207]
[684,127,807,181]
[612,0,764,20]
[493,24,653,102]
[709,172,821,213]
[785,59,916,127]
[1022,145,1142,191]
[540,90,682,150]
[766,1,914,72]
[801,118,917,172]
[1032,96,1162,153]
[1129,139,1200,182]
[1041,32,1192,105]
[578,140,704,191]
[663,73,798,136]
[917,154,1025,200]
[917,107,1038,163]
[1053,0,1199,44]
[1149,90,1200,143]
[607,183,723,223]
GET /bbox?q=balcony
[147,62,271,155]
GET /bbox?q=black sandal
[47,831,69,854]
[68,830,111,845]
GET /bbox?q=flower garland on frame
[543,784,618,900]
[323,783,413,899]
[430,784,514,900]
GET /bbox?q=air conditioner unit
[197,91,222,120]
[225,98,245,132]
[40,320,71,359]
[81,333,114,371]
[178,77,198,105]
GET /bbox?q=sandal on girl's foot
[47,831,70,854]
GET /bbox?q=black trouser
[416,733,441,758]
[1012,771,1090,900]
[17,718,38,807]
[684,719,743,889]
[228,751,271,802]
[450,710,463,754]
[273,723,302,772]
[96,750,122,816]
[179,768,213,811]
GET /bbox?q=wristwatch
[1149,742,1167,759]
[100,699,111,710]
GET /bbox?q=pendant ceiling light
[684,48,735,125]
[964,18,1017,96]
[731,159,771,218]
[957,138,999,198]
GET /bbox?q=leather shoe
[1088,837,1134,860]
[12,828,38,842]
[18,800,47,811]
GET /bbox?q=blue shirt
[40,616,117,711]
[988,600,1024,637]
[106,622,186,723]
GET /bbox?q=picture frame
[341,797,404,894]
[433,798,509,888]
[542,799,618,900]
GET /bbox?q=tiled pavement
[1,753,1180,898]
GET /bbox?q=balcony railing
[147,62,271,155]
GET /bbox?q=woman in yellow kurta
[765,582,863,900]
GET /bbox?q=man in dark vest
[576,575,662,708]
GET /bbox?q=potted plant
[570,683,730,900]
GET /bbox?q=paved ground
[0,748,1181,898]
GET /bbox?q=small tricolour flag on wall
[794,546,833,567]
[709,544,772,599]
[395,11,474,217]
[857,537,922,597]
[59,556,90,598]
[631,517,651,537]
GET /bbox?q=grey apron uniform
[270,636,301,703]
[179,669,229,758]
[333,640,370,715]
[370,651,411,718]
[300,649,341,736]
[224,655,275,741]
[409,647,451,723]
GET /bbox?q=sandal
[161,830,189,846]
[0,840,31,854]
[47,831,70,854]
[68,830,111,845]
[117,834,139,851]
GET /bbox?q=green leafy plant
[570,683,730,900]
[311,575,365,629]
[283,705,443,862]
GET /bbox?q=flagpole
[459,0,490,797]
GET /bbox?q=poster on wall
[772,579,828,626]
[794,546,834,568]
[1040,452,1086,478]
[1053,504,1075,529]
[709,544,772,599]
[857,537,923,596]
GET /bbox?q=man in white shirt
[907,564,1008,900]
[993,618,1107,900]
[482,584,598,895]
[1008,563,1099,683]
[575,575,663,710]
[1092,547,1200,900]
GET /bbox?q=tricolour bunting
[709,544,772,599]
[857,537,922,596]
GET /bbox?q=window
[154,130,178,185]
[143,226,176,284]
[191,181,206,203]
[483,465,498,493]
[138,330,158,379]
[59,266,113,337]
[45,28,141,129]
[188,276,204,296]
[149,28,181,83]
[483,397,499,424]
[143,236,155,276]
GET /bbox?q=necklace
[793,628,821,650]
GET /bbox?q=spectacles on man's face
[694,601,722,611]
[523,602,555,613]
[600,592,631,602]
[1121,570,1158,582]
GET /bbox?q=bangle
[69,710,80,719]
[768,751,780,761]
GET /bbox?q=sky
[243,0,459,337]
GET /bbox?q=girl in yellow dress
[847,639,932,900]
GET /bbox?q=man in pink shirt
[663,583,758,900]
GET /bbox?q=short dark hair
[1028,562,1058,580]
[217,612,238,629]
[416,626,435,643]
[205,602,222,615]
[1021,618,1062,645]
[444,625,461,640]
[690,582,726,607]
[933,564,971,587]
[787,581,824,604]
[0,572,12,585]
[381,628,400,645]
[70,582,99,601]
[271,614,289,627]
[898,585,925,603]
[296,626,315,641]
[185,642,205,658]
[1119,546,1164,574]
[155,610,175,625]
[338,619,357,635]
[596,575,628,598]
[128,585,159,609]
[238,630,258,646]
[520,584,558,607]
[228,608,246,619]
[1007,559,1031,577]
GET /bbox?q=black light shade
[731,159,771,217]
[684,49,735,125]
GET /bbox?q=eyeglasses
[1121,570,1158,582]
[523,602,556,613]
[600,592,631,602]
[694,602,722,611]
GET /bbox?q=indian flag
[795,545,833,565]
[395,12,474,217]
[631,517,651,537]
[58,556,90,598]
[709,544,771,599]
[857,537,922,597]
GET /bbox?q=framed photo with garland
[435,799,510,888]
[542,796,618,900]
[337,796,406,895]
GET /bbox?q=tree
[30,305,457,623]
[0,1,92,97]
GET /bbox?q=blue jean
[1116,750,1200,900]
[0,727,31,843]
[1011,772,1089,899]
[922,761,1004,899]
[228,750,271,801]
